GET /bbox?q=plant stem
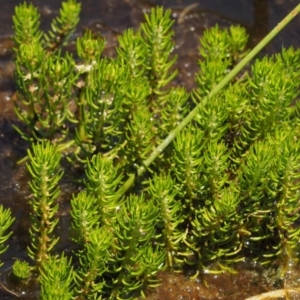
[117,3,300,198]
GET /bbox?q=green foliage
[76,30,105,63]
[44,0,81,51]
[170,126,204,203]
[13,1,79,144]
[14,41,78,142]
[26,141,63,266]
[12,260,32,280]
[109,194,165,299]
[70,190,100,245]
[7,0,300,299]
[147,172,189,268]
[71,188,165,299]
[159,87,189,137]
[237,129,300,263]
[117,28,147,79]
[84,154,123,227]
[121,105,156,167]
[199,24,248,62]
[0,206,14,267]
[13,0,80,51]
[192,184,244,270]
[40,254,74,300]
[193,24,248,100]
[12,2,43,46]
[74,228,111,299]
[75,58,128,159]
[141,7,178,112]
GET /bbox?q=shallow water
[0,0,300,299]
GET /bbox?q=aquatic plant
[0,0,299,299]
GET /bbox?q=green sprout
[12,260,32,281]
